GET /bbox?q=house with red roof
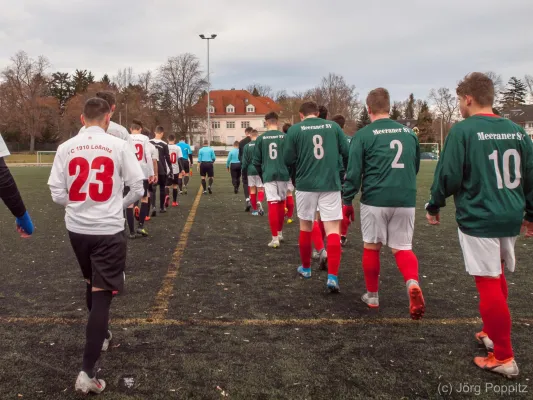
[191,89,282,145]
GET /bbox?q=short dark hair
[203,140,209,145]
[130,118,143,131]
[318,105,328,119]
[233,140,239,146]
[331,114,346,129]
[250,129,259,137]
[155,126,164,134]
[366,88,390,115]
[245,127,254,134]
[83,98,110,122]
[265,111,279,125]
[282,123,292,133]
[96,91,116,107]
[299,101,319,117]
[456,72,495,107]
[168,134,176,142]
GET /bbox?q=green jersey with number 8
[284,117,349,192]
[428,115,533,238]
[253,130,290,183]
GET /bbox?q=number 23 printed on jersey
[69,156,115,202]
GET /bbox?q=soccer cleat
[136,227,149,237]
[101,330,112,352]
[257,202,265,216]
[151,208,157,217]
[312,249,320,260]
[183,186,188,195]
[134,206,140,221]
[476,331,495,352]
[172,202,179,207]
[285,207,289,215]
[278,232,284,242]
[340,235,348,246]
[251,210,259,216]
[297,266,312,279]
[327,275,340,293]
[361,292,380,308]
[318,249,328,271]
[208,186,213,194]
[128,233,136,240]
[268,238,280,248]
[164,195,170,208]
[75,371,106,395]
[407,280,425,320]
[245,198,251,212]
[144,216,151,222]
[203,191,208,195]
[160,209,167,214]
[287,218,293,224]
[473,354,519,379]
[234,187,238,194]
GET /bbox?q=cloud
[0,0,532,100]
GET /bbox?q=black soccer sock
[139,202,149,226]
[243,183,249,199]
[126,208,135,234]
[184,176,190,186]
[86,283,92,311]
[82,291,112,378]
[173,189,178,202]
[208,178,213,188]
[178,179,183,191]
[201,180,207,190]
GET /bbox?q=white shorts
[457,229,517,277]
[287,181,295,192]
[360,204,415,250]
[264,181,288,202]
[296,191,342,222]
[248,175,263,188]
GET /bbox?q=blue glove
[16,211,34,236]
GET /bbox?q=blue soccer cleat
[326,274,340,293]
[297,266,312,279]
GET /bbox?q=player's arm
[522,133,533,235]
[164,144,173,176]
[426,126,465,219]
[253,137,264,180]
[337,125,349,171]
[343,133,364,205]
[121,144,145,208]
[283,129,297,168]
[211,148,216,162]
[177,147,184,171]
[1,157,34,236]
[188,145,194,164]
[47,148,69,207]
[226,152,232,169]
[241,146,249,171]
[415,135,421,175]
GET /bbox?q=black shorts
[167,173,180,186]
[143,179,149,197]
[181,159,190,174]
[68,231,127,292]
[200,162,214,178]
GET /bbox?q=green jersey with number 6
[252,130,290,183]
[284,117,349,192]
[343,118,420,207]
[428,115,533,238]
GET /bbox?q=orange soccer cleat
[408,282,425,320]
[172,202,179,207]
[474,353,519,378]
[144,216,151,222]
[134,206,140,221]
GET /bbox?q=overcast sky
[1,0,532,101]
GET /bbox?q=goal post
[36,151,57,165]
[419,143,440,160]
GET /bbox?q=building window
[227,121,235,129]
[246,105,255,113]
[528,122,533,128]
[208,106,215,113]
[211,121,220,129]
[226,105,235,113]
[241,121,250,129]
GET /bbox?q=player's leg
[256,185,265,215]
[200,164,207,194]
[137,181,150,236]
[360,204,388,308]
[123,187,136,239]
[295,191,318,278]
[340,209,351,246]
[149,182,157,218]
[207,164,214,194]
[235,165,241,193]
[277,182,288,241]
[242,170,250,210]
[286,184,295,224]
[249,185,258,215]
[312,212,326,269]
[318,192,343,293]
[158,174,168,212]
[388,207,424,320]
[171,173,179,206]
[264,182,283,247]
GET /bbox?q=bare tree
[524,75,533,100]
[307,73,360,120]
[246,83,273,98]
[137,71,153,93]
[156,53,206,136]
[113,67,135,91]
[1,51,55,151]
[428,87,459,124]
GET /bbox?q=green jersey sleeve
[343,132,365,204]
[252,135,263,170]
[337,125,349,172]
[523,134,533,222]
[283,128,297,167]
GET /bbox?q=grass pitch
[0,163,531,399]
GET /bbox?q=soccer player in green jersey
[343,88,425,320]
[242,130,265,216]
[426,73,533,378]
[282,123,296,223]
[253,112,290,248]
[284,101,349,292]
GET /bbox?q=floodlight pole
[200,34,217,146]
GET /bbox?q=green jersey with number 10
[253,130,290,183]
[284,117,349,192]
[428,115,533,238]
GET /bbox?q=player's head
[179,136,186,142]
[245,127,253,136]
[155,125,165,138]
[265,111,279,129]
[250,129,259,140]
[299,101,319,120]
[318,105,328,119]
[203,139,209,146]
[168,134,176,144]
[130,119,143,134]
[456,72,495,118]
[366,88,390,121]
[81,97,111,131]
[282,123,292,134]
[331,114,346,129]
[96,92,117,116]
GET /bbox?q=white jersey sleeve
[0,134,10,157]
[130,134,153,179]
[168,144,183,174]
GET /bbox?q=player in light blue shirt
[226,141,242,194]
[198,140,216,194]
[178,138,193,194]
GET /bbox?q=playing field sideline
[0,163,531,399]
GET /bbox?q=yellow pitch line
[1,316,533,327]
[149,186,203,320]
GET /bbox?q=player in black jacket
[238,127,253,211]
[150,126,173,214]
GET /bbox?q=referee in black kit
[239,126,253,210]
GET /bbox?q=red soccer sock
[341,213,351,236]
[268,202,279,237]
[299,230,312,268]
[326,234,341,276]
[475,276,513,360]
[286,196,294,218]
[312,221,325,252]
[318,220,326,239]
[258,191,265,203]
[278,200,286,232]
[501,262,508,301]
[250,193,257,211]
[362,248,380,292]
[394,250,419,283]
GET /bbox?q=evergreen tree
[416,101,433,142]
[252,87,260,97]
[49,72,75,112]
[390,103,402,120]
[502,77,527,108]
[101,74,111,85]
[357,107,371,129]
[405,93,415,119]
[72,69,95,94]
